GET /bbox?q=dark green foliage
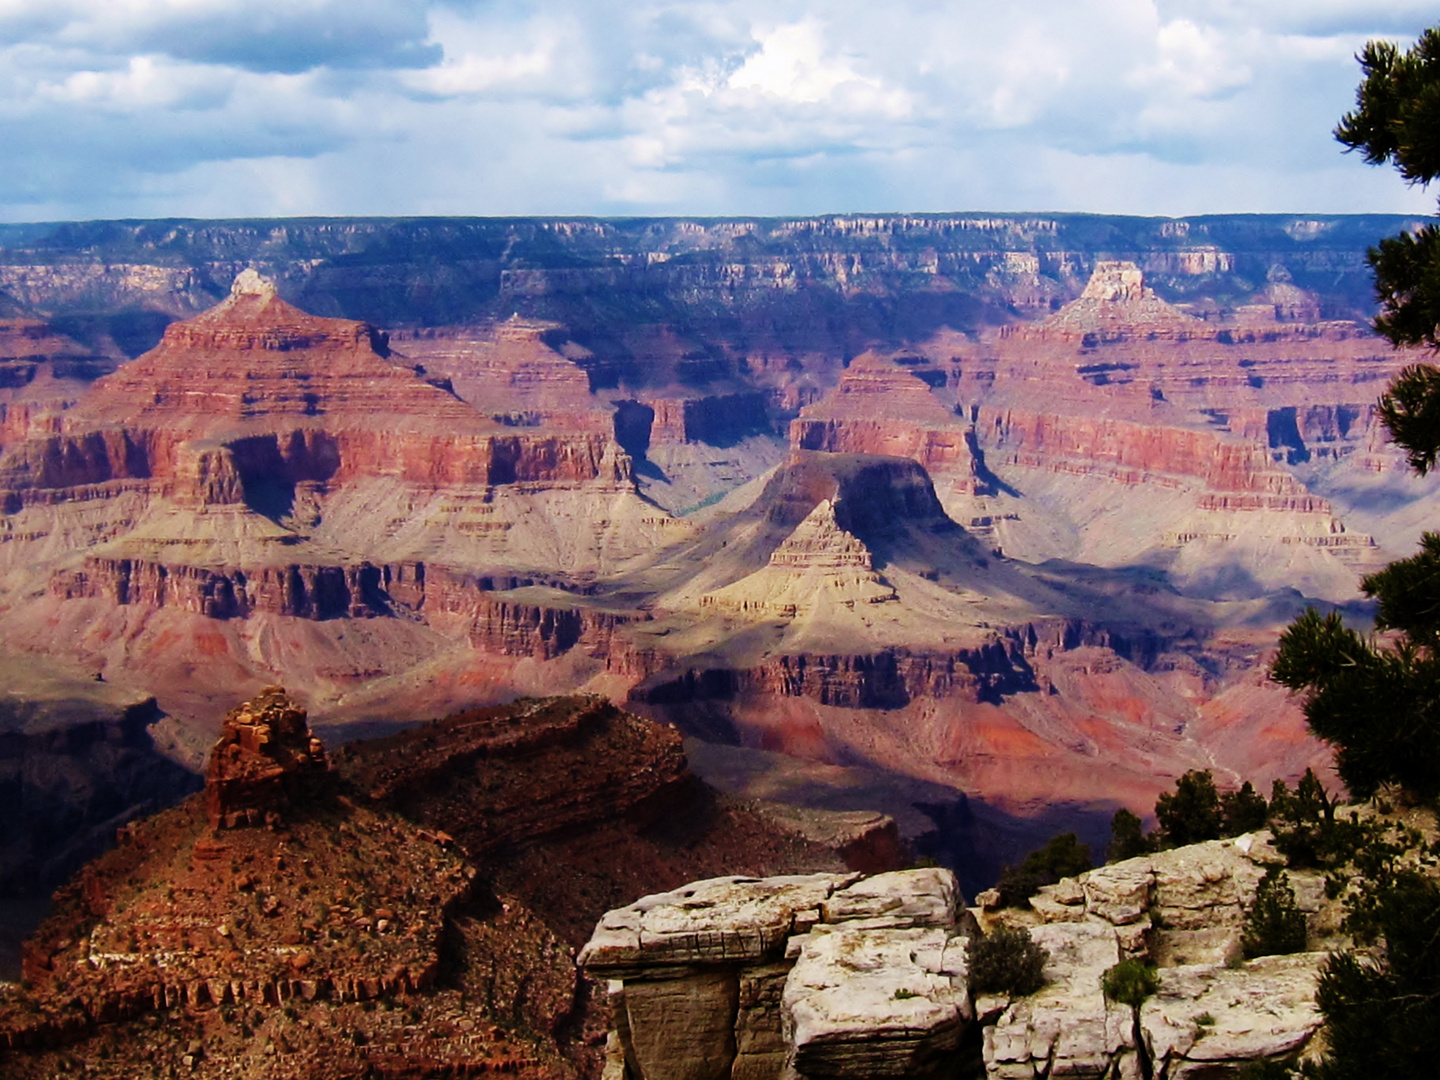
[968,926,1048,997]
[1328,820,1430,946]
[1335,30,1440,185]
[1155,770,1222,846]
[1221,781,1270,837]
[1272,603,1440,801]
[1335,28,1440,350]
[1309,874,1440,1080]
[1241,868,1308,959]
[1107,807,1152,863]
[1100,959,1158,1009]
[1360,530,1440,641]
[1238,1061,1296,1080]
[994,832,1093,907]
[1267,770,1353,870]
[1285,36,1440,1080]
[1372,236,1440,356]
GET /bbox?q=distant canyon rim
[0,212,1432,906]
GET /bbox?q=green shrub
[1155,770,1222,847]
[1221,781,1270,836]
[968,926,1048,997]
[1107,808,1152,863]
[1101,959,1158,1009]
[994,832,1093,907]
[1313,872,1440,1079]
[1268,770,1348,869]
[1241,867,1308,959]
[1236,1061,1295,1080]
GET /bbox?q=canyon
[0,212,1433,921]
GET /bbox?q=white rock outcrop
[580,868,970,1080]
[987,831,1329,1078]
[581,839,1333,1080]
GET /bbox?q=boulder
[783,925,970,1079]
[818,867,960,929]
[578,873,857,972]
[1151,841,1266,932]
[1081,859,1154,926]
[1141,954,1325,1078]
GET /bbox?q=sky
[1,0,1437,222]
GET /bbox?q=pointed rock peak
[770,498,874,570]
[1022,259,1204,342]
[230,268,278,301]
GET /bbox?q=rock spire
[204,686,329,829]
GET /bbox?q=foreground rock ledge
[579,867,972,1080]
[582,846,1335,1080]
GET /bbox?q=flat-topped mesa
[204,686,329,830]
[1012,260,1209,343]
[767,451,960,538]
[395,316,612,436]
[0,271,635,502]
[791,354,981,488]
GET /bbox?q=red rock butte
[80,269,478,431]
[203,685,329,830]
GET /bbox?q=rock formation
[982,832,1332,1079]
[580,867,971,1080]
[583,832,1342,1080]
[0,690,875,1078]
[203,686,329,830]
[0,223,1427,923]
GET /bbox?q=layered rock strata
[579,867,972,1080]
[1,690,879,1078]
[337,695,690,853]
[584,834,1337,1080]
[203,686,329,830]
[4,689,479,1054]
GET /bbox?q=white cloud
[0,0,1435,220]
[728,20,864,104]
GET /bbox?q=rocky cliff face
[0,672,198,903]
[581,868,971,1080]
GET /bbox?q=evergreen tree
[1221,780,1270,836]
[1310,874,1440,1080]
[1154,769,1222,846]
[994,832,1092,907]
[1335,28,1440,354]
[1107,807,1152,862]
[1271,26,1440,1078]
[1241,867,1308,959]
